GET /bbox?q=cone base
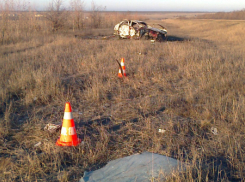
[118,74,127,78]
[56,138,81,147]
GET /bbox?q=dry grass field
[1,11,245,181]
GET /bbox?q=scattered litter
[79,112,83,115]
[151,40,155,44]
[211,127,218,135]
[44,123,61,134]
[79,152,186,182]
[158,129,166,133]
[34,141,42,147]
[103,103,110,108]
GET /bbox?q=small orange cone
[56,102,81,146]
[118,58,126,77]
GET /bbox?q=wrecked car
[114,20,167,41]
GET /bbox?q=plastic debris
[158,129,166,133]
[211,127,218,135]
[44,123,61,134]
[34,141,42,147]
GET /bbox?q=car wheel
[157,34,166,42]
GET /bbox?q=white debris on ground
[158,128,166,133]
[34,141,42,147]
[44,123,61,134]
[211,127,218,135]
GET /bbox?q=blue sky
[33,0,245,12]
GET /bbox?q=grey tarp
[79,152,185,182]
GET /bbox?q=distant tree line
[0,0,112,44]
[0,0,146,45]
[46,0,107,32]
[196,9,245,20]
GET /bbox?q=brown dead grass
[162,19,245,51]
[0,16,245,181]
[197,10,245,20]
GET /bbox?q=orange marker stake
[118,58,126,77]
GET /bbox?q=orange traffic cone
[118,58,126,77]
[56,102,81,146]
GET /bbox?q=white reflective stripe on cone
[61,127,67,135]
[61,126,76,136]
[121,62,124,66]
[69,127,76,135]
[63,112,73,119]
